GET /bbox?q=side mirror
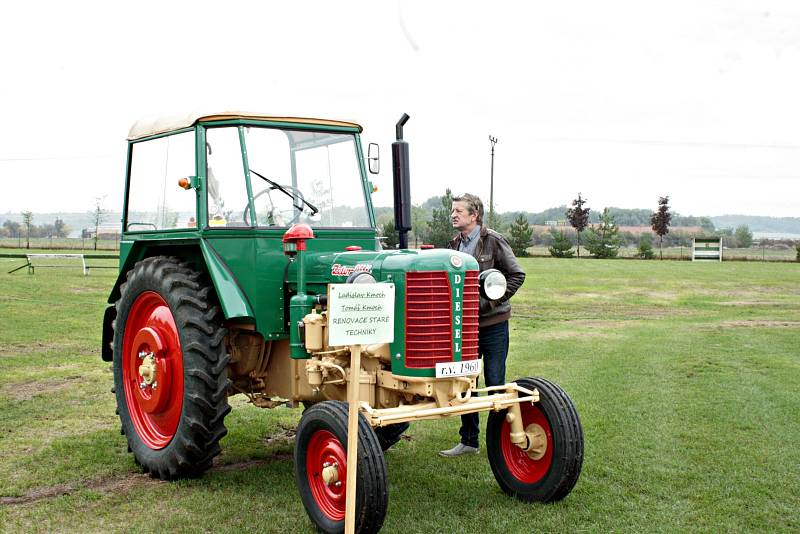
[367,143,380,174]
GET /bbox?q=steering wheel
[244,184,307,226]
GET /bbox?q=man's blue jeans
[459,320,509,448]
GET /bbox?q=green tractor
[102,112,583,533]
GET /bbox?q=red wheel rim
[122,291,184,449]
[500,403,554,484]
[306,430,348,521]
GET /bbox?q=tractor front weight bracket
[360,382,539,428]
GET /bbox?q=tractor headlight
[479,269,507,300]
[346,271,376,284]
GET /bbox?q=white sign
[328,283,395,346]
[435,359,481,378]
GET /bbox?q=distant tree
[637,232,656,259]
[380,219,398,249]
[91,197,107,251]
[22,211,34,249]
[507,213,533,256]
[566,193,590,258]
[796,243,800,262]
[3,220,21,241]
[486,209,504,233]
[548,229,574,258]
[41,223,56,247]
[697,217,716,232]
[734,225,753,248]
[411,205,429,247]
[427,189,455,248]
[650,196,672,260]
[53,217,70,238]
[585,208,621,259]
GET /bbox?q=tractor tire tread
[112,256,230,481]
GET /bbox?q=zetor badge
[330,262,373,277]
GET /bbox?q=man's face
[451,201,477,232]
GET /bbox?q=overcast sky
[1,0,798,218]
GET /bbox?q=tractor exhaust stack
[392,113,412,249]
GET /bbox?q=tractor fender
[197,239,255,321]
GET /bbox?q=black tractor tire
[486,377,583,502]
[374,422,410,452]
[112,256,231,480]
[294,401,388,534]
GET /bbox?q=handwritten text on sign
[328,283,395,346]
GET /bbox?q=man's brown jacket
[448,226,526,327]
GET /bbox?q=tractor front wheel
[486,377,583,502]
[294,401,388,534]
[112,256,231,480]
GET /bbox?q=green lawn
[1,257,798,532]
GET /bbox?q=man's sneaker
[438,443,479,457]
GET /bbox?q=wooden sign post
[344,343,361,534]
[327,283,395,534]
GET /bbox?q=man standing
[439,193,526,457]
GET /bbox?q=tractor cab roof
[127,111,363,141]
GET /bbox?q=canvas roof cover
[127,111,362,140]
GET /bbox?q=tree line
[1,214,71,246]
[377,192,765,258]
[0,198,107,250]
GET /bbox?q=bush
[735,225,753,248]
[584,209,620,259]
[507,214,533,257]
[637,233,656,259]
[549,230,574,258]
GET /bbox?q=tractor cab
[111,113,381,342]
[125,112,374,232]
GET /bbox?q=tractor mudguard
[106,239,255,322]
[198,239,255,321]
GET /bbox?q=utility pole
[489,135,498,224]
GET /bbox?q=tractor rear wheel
[112,256,231,479]
[295,401,388,534]
[486,377,583,502]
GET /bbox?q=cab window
[127,131,196,231]
[206,127,252,227]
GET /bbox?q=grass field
[1,256,798,532]
[0,238,121,252]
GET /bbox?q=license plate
[435,359,481,378]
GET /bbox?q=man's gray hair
[453,193,484,224]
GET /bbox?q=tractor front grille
[405,270,480,368]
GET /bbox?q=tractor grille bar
[405,271,452,368]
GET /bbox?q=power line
[0,155,116,162]
[532,137,800,150]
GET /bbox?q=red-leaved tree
[650,196,672,260]
[566,193,590,258]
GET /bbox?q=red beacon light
[345,245,362,251]
[282,224,315,257]
[420,244,434,250]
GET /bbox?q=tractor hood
[293,248,480,290]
